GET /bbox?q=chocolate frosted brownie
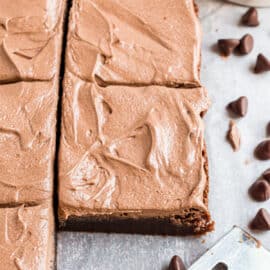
[0,80,58,205]
[0,1,67,267]
[0,0,65,83]
[0,202,54,270]
[66,0,201,87]
[58,72,213,235]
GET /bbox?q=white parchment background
[57,1,270,269]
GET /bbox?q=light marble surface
[57,1,270,269]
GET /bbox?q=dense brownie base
[59,208,213,235]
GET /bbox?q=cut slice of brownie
[58,72,213,235]
[0,80,59,206]
[0,0,67,207]
[0,0,66,83]
[0,201,55,270]
[65,0,202,87]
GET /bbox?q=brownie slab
[58,72,213,235]
[0,0,65,83]
[66,0,201,87]
[0,80,58,205]
[0,202,54,270]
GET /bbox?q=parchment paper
[57,1,270,268]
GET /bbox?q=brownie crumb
[227,120,241,151]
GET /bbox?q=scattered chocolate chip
[212,263,228,270]
[217,39,240,56]
[254,54,270,74]
[238,34,254,55]
[227,120,241,151]
[227,96,248,117]
[249,179,270,202]
[242,7,259,27]
[254,140,270,160]
[250,208,270,230]
[262,168,270,182]
[266,122,270,137]
[169,255,186,270]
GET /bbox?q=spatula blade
[189,226,270,270]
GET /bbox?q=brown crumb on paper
[227,120,241,151]
[244,159,251,165]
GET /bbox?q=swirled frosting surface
[66,0,201,87]
[0,202,54,270]
[0,81,58,205]
[0,0,64,83]
[59,72,210,219]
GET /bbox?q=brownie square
[66,0,201,87]
[0,80,58,205]
[0,202,54,270]
[0,0,65,83]
[58,72,213,235]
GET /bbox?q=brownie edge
[59,208,213,236]
[59,149,214,235]
[58,134,213,235]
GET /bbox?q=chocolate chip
[242,7,259,26]
[254,54,270,73]
[262,168,270,182]
[238,34,254,55]
[254,140,270,160]
[169,255,186,270]
[217,39,240,56]
[250,208,270,230]
[227,96,248,117]
[266,122,270,137]
[249,179,270,202]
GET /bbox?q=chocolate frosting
[0,0,65,83]
[66,0,201,87]
[0,80,58,205]
[0,202,54,270]
[59,72,210,219]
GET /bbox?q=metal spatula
[227,0,270,7]
[189,226,270,270]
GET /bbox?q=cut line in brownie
[58,72,213,235]
[65,0,202,87]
